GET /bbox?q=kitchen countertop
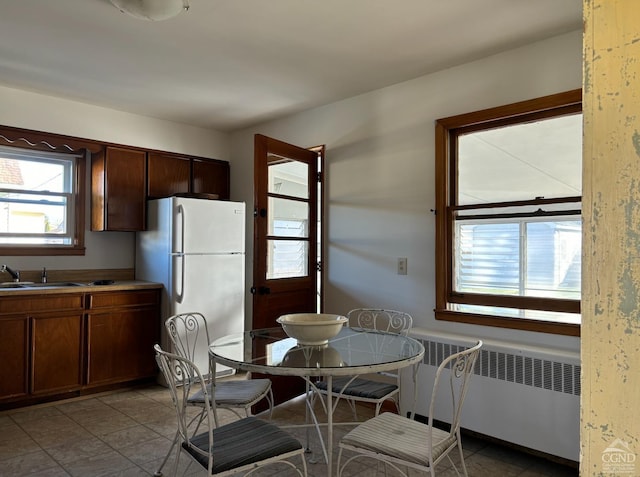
[0,280,163,296]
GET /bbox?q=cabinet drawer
[87,290,160,309]
[0,294,84,314]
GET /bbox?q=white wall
[231,30,583,352]
[0,85,230,272]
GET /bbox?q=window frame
[434,90,582,336]
[0,127,87,256]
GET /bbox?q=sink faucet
[1,265,20,282]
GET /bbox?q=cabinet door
[31,313,84,395]
[0,316,29,400]
[87,307,159,385]
[91,146,146,231]
[192,159,230,200]
[147,152,190,199]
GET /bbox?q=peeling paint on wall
[618,266,638,318]
[582,0,640,475]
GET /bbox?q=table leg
[326,375,333,477]
[304,379,329,465]
[305,379,312,454]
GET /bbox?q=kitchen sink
[0,282,32,288]
[26,282,83,288]
[0,281,83,289]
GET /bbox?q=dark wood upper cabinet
[147,152,230,200]
[147,152,191,198]
[91,146,147,231]
[92,147,230,231]
[193,158,230,200]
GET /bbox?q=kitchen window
[0,145,85,255]
[434,90,582,336]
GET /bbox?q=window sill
[435,307,580,337]
[0,246,86,256]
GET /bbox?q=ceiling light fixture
[109,0,190,22]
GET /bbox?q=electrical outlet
[397,257,407,275]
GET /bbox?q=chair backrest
[423,340,483,447]
[154,344,215,474]
[165,312,212,376]
[347,308,413,335]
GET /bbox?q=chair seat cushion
[340,412,456,467]
[315,377,398,400]
[188,379,271,406]
[185,416,302,473]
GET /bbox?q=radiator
[401,330,580,461]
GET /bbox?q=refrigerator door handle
[176,254,185,304]
[176,204,185,254]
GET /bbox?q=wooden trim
[435,309,580,337]
[452,195,582,211]
[314,145,326,313]
[450,292,580,314]
[436,89,582,129]
[0,125,101,153]
[434,121,449,313]
[456,209,581,221]
[0,246,86,257]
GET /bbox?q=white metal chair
[165,312,273,422]
[154,344,308,477]
[314,308,413,418]
[336,340,483,477]
[154,312,274,477]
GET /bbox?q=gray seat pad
[188,379,270,405]
[184,416,302,473]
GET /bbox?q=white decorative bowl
[276,313,348,345]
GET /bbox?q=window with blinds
[455,219,581,300]
[434,90,583,334]
[0,146,81,248]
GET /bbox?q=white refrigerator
[135,197,245,376]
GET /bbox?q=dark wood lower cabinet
[0,316,29,400]
[0,287,161,408]
[31,313,84,395]
[85,289,161,388]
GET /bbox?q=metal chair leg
[153,429,178,477]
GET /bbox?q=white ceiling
[0,0,582,132]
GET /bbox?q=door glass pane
[267,239,309,279]
[268,197,309,237]
[268,158,309,199]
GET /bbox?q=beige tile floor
[0,381,578,476]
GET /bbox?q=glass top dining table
[209,326,424,377]
[209,326,425,477]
